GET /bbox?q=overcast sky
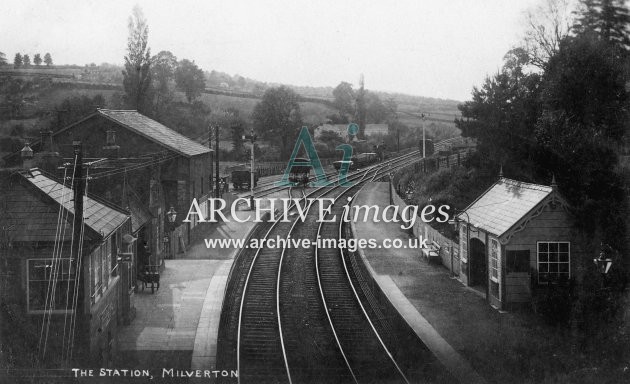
[3,0,543,101]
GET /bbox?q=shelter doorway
[470,238,487,288]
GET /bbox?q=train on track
[333,152,378,171]
[231,167,259,190]
[287,157,312,186]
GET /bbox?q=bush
[532,280,574,326]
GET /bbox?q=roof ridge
[96,110,210,157]
[97,108,137,112]
[500,177,552,190]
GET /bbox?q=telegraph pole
[208,124,213,197]
[244,129,257,209]
[72,141,84,275]
[215,125,220,198]
[70,140,85,359]
[421,113,426,158]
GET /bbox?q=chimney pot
[40,129,54,152]
[21,142,34,159]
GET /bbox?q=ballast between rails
[313,164,410,384]
[222,154,423,383]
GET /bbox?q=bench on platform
[421,240,441,263]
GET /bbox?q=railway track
[216,152,438,384]
[234,148,423,200]
[313,167,409,384]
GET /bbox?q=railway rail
[216,151,441,384]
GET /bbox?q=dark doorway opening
[470,238,487,288]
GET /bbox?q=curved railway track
[313,167,410,384]
[216,152,440,384]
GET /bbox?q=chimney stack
[20,142,34,169]
[40,129,54,152]
[34,128,61,173]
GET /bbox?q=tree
[573,0,630,49]
[33,54,42,66]
[174,59,205,103]
[44,52,52,66]
[456,48,542,179]
[122,5,152,112]
[355,75,367,139]
[57,94,106,127]
[253,86,303,160]
[217,107,247,156]
[0,52,6,65]
[365,91,389,123]
[22,54,30,67]
[13,53,22,68]
[535,35,628,235]
[151,50,178,118]
[332,81,355,117]
[522,0,576,69]
[6,78,28,117]
[316,130,343,158]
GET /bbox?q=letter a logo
[276,126,329,187]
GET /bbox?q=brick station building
[4,108,212,266]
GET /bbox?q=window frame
[460,226,468,263]
[536,241,570,284]
[26,258,76,315]
[490,238,500,283]
[91,248,103,304]
[506,249,530,274]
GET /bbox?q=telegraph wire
[37,161,71,362]
[61,157,79,363]
[68,165,88,361]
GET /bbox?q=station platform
[352,182,568,384]
[115,202,261,378]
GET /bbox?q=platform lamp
[166,206,177,259]
[593,242,613,275]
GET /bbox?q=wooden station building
[0,168,133,367]
[457,176,584,310]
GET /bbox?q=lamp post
[167,206,177,259]
[594,242,613,275]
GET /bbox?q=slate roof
[123,186,152,233]
[460,178,553,237]
[6,169,129,242]
[96,109,210,157]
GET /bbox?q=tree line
[455,0,630,332]
[121,6,405,163]
[4,52,53,67]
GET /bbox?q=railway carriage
[288,157,312,186]
[333,160,354,171]
[351,152,378,168]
